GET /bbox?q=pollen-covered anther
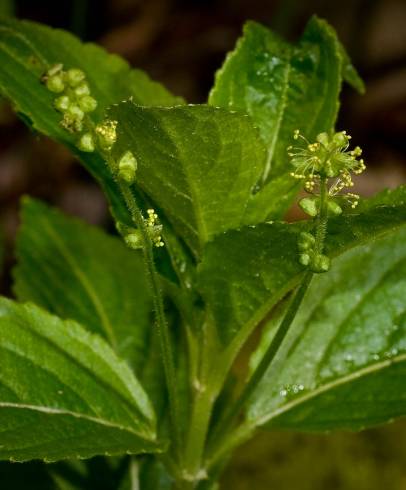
[144,209,164,247]
[346,193,360,209]
[304,179,315,192]
[95,120,117,150]
[307,143,319,152]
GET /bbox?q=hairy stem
[315,176,328,254]
[119,182,182,459]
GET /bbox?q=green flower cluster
[288,129,367,274]
[297,231,330,273]
[117,209,164,250]
[44,64,164,249]
[42,64,97,149]
[288,129,365,209]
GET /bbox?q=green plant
[0,15,405,490]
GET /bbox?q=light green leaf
[247,227,406,431]
[13,197,152,373]
[198,186,406,345]
[0,298,159,461]
[209,16,361,220]
[0,17,183,224]
[110,102,267,255]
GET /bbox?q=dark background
[0,0,405,488]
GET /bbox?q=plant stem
[207,177,330,458]
[182,386,214,484]
[207,270,313,451]
[181,317,222,486]
[315,176,328,254]
[119,182,182,460]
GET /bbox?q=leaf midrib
[250,352,406,428]
[39,217,117,348]
[0,306,150,429]
[0,402,155,442]
[262,59,291,182]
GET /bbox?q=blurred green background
[0,0,405,488]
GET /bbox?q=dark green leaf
[13,198,152,373]
[247,227,406,431]
[209,17,361,219]
[0,298,159,461]
[0,17,183,223]
[110,102,267,256]
[198,186,406,345]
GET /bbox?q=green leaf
[0,298,159,461]
[13,198,152,373]
[110,102,267,255]
[198,186,406,345]
[0,17,183,224]
[247,226,406,431]
[209,17,361,219]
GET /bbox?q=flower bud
[54,95,70,112]
[74,82,90,97]
[316,132,329,146]
[78,95,97,113]
[46,74,65,93]
[47,63,63,77]
[327,200,343,216]
[67,105,84,121]
[299,253,312,267]
[310,254,330,273]
[298,232,316,251]
[124,230,143,250]
[118,151,137,184]
[332,131,349,149]
[77,133,95,152]
[66,68,85,87]
[299,197,318,217]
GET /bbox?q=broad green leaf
[13,198,152,373]
[0,298,159,461]
[0,17,183,223]
[247,227,406,431]
[110,102,267,255]
[209,17,362,220]
[198,186,406,344]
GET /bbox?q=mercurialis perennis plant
[0,14,405,490]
